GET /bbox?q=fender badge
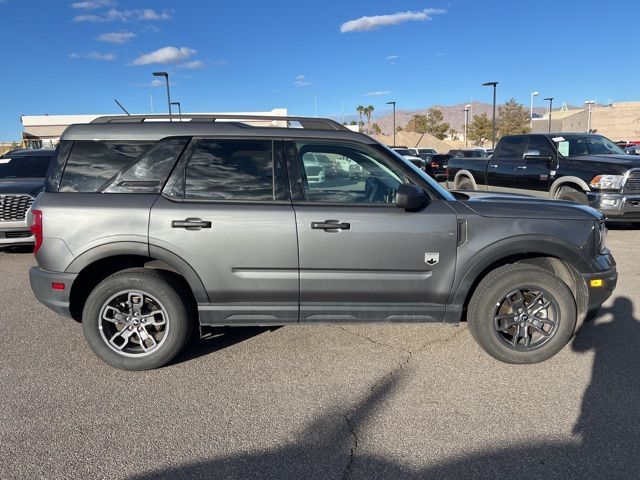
[425,253,439,266]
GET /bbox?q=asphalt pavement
[1,228,639,480]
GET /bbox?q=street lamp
[463,104,471,147]
[585,100,596,133]
[171,101,182,121]
[544,97,554,132]
[386,101,396,146]
[482,82,498,148]
[153,71,172,122]
[530,91,539,129]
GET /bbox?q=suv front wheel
[467,263,576,364]
[82,268,192,370]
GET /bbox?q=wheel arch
[66,243,208,322]
[550,176,591,198]
[453,170,478,189]
[450,236,590,323]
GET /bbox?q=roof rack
[90,114,349,131]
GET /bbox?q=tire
[556,186,588,205]
[467,263,576,364]
[457,177,475,190]
[82,268,192,370]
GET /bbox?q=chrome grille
[624,170,640,194]
[0,195,34,221]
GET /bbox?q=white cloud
[177,60,205,69]
[340,8,446,33]
[135,79,164,88]
[73,8,171,22]
[212,59,230,66]
[386,55,398,61]
[96,31,136,44]
[70,51,116,61]
[365,91,391,97]
[70,0,115,9]
[131,46,196,66]
[294,75,312,87]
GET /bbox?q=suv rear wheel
[457,176,475,190]
[467,263,576,364]
[82,268,192,370]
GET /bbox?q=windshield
[393,148,412,156]
[380,145,456,201]
[552,135,625,156]
[0,154,52,178]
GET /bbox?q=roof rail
[90,114,349,131]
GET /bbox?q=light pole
[386,101,396,146]
[530,91,539,129]
[171,101,182,121]
[153,72,172,121]
[585,100,596,133]
[482,82,498,148]
[463,105,471,147]
[544,97,554,132]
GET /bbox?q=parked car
[392,147,425,169]
[447,133,640,222]
[625,145,640,155]
[0,148,56,246]
[422,153,451,181]
[409,148,437,157]
[29,115,616,370]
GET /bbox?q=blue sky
[0,0,639,139]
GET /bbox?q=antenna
[114,99,131,116]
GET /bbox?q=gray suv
[28,115,617,370]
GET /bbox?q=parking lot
[0,227,638,480]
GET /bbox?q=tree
[363,105,375,134]
[405,108,449,140]
[467,113,493,145]
[356,105,365,131]
[449,128,458,141]
[498,98,531,136]
[349,120,357,126]
[372,123,382,135]
[396,126,403,132]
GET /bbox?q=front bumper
[0,219,34,246]
[587,191,640,220]
[582,266,618,311]
[29,267,78,318]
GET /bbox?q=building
[20,108,288,148]
[531,102,640,141]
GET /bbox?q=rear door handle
[516,166,528,170]
[171,218,212,230]
[311,220,351,231]
[489,164,498,168]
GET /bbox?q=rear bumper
[29,267,77,318]
[587,192,640,220]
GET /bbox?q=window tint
[497,136,527,160]
[526,136,555,157]
[0,155,52,178]
[297,142,406,204]
[60,141,154,192]
[184,139,274,201]
[103,138,188,193]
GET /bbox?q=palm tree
[356,105,365,131]
[364,105,375,134]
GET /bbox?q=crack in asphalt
[337,325,467,479]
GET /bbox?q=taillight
[431,162,439,168]
[30,209,43,254]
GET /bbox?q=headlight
[589,175,625,190]
[595,221,608,254]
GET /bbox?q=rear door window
[0,155,52,178]
[60,141,154,192]
[182,139,275,201]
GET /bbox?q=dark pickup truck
[447,133,640,221]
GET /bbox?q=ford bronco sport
[29,115,617,370]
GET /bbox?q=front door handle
[311,220,351,232]
[488,164,498,168]
[516,166,528,170]
[171,218,212,230]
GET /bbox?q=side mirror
[396,184,429,211]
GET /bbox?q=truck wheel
[556,186,588,205]
[82,268,192,371]
[467,263,576,364]
[457,177,475,190]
